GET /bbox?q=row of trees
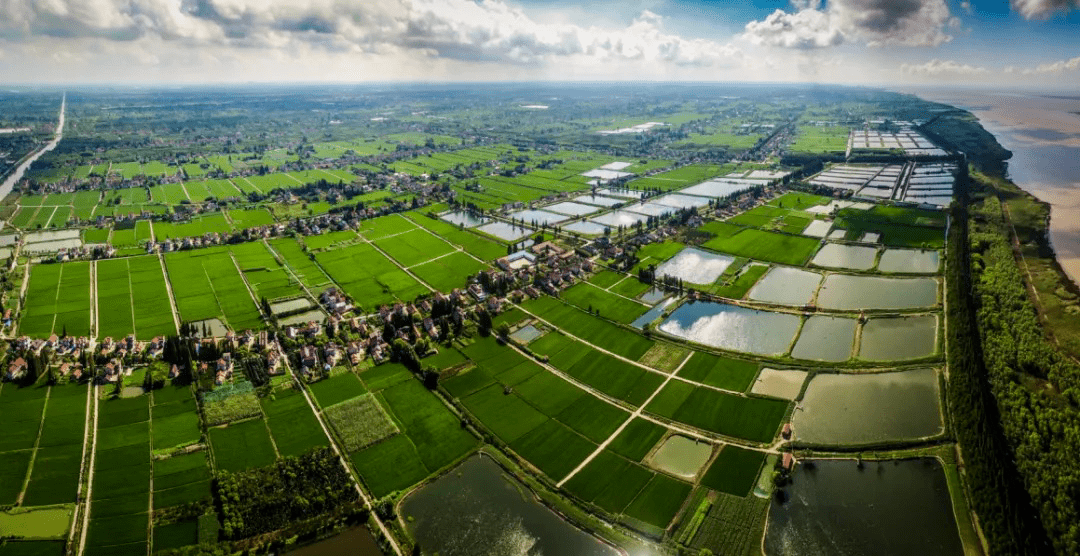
[967,191,1080,554]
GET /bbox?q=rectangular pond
[653,247,735,285]
[590,210,649,228]
[651,193,711,209]
[765,458,964,556]
[623,202,675,217]
[816,275,939,310]
[572,194,625,207]
[563,221,608,235]
[680,180,759,198]
[747,267,823,306]
[659,301,801,356]
[792,368,943,444]
[441,211,490,228]
[810,243,879,271]
[859,315,938,361]
[877,249,941,274]
[477,221,532,241]
[544,202,599,217]
[508,209,568,226]
[790,315,856,362]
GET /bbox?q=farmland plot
[86,396,151,556]
[315,242,427,310]
[165,248,263,331]
[96,256,176,340]
[20,261,92,338]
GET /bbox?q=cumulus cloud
[901,58,988,75]
[0,0,742,68]
[1010,0,1080,19]
[742,0,953,49]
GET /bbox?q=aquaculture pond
[441,211,489,228]
[859,315,938,361]
[647,435,713,480]
[877,248,941,274]
[544,202,599,217]
[590,210,649,228]
[747,267,823,306]
[630,298,675,330]
[402,455,619,556]
[751,369,807,400]
[653,247,735,285]
[792,368,943,444]
[286,526,383,556]
[790,315,856,362]
[810,243,878,271]
[563,221,608,235]
[815,275,938,310]
[659,301,800,356]
[509,209,567,226]
[765,459,964,556]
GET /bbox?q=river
[0,94,65,200]
[908,88,1080,286]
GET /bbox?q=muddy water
[816,275,938,310]
[859,315,938,361]
[747,267,823,306]
[648,435,713,479]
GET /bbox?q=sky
[0,0,1076,86]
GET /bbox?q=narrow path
[557,351,693,487]
[229,252,268,325]
[396,213,489,266]
[68,380,93,550]
[76,385,100,556]
[179,182,193,201]
[156,253,182,334]
[261,239,328,317]
[90,260,100,338]
[284,348,404,556]
[578,279,650,307]
[357,234,435,293]
[404,247,464,270]
[16,386,51,504]
[146,395,156,554]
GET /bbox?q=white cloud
[0,0,743,69]
[901,58,988,75]
[960,0,973,14]
[1019,56,1080,74]
[742,0,953,49]
[1010,0,1079,18]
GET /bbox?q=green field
[260,387,329,458]
[646,382,789,443]
[86,396,151,556]
[701,224,821,266]
[165,247,264,331]
[208,418,278,473]
[96,256,177,340]
[315,242,427,310]
[22,384,88,506]
[521,297,654,360]
[700,446,766,497]
[20,262,92,338]
[676,352,759,392]
[558,282,650,324]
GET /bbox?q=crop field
[22,384,88,506]
[20,261,92,337]
[676,352,759,392]
[687,492,769,555]
[373,228,455,267]
[259,387,328,458]
[608,418,667,462]
[410,251,487,292]
[308,373,368,408]
[152,451,212,510]
[229,208,275,229]
[324,394,399,452]
[166,247,264,331]
[230,241,298,301]
[200,381,263,426]
[402,212,507,260]
[266,239,334,291]
[521,297,654,360]
[86,396,151,556]
[700,446,766,497]
[565,450,654,514]
[315,242,427,310]
[349,365,477,498]
[151,386,201,451]
[153,212,232,240]
[96,256,177,339]
[727,205,815,234]
[833,207,946,248]
[109,220,152,246]
[208,418,278,473]
[528,331,663,405]
[510,418,597,480]
[0,384,49,505]
[645,382,789,443]
[558,282,650,324]
[702,226,821,267]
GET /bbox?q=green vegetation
[208,418,278,473]
[324,394,399,452]
[701,226,821,267]
[676,352,759,392]
[646,383,788,443]
[700,446,766,496]
[200,381,262,426]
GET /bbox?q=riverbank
[0,94,65,200]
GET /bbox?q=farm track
[557,351,694,487]
[156,253,182,334]
[356,232,435,293]
[76,386,100,556]
[16,386,51,504]
[230,251,269,325]
[68,380,94,550]
[392,212,489,266]
[261,239,329,318]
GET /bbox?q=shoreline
[907,88,1080,288]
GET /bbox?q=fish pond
[659,301,800,356]
[859,315,938,361]
[765,458,964,556]
[878,249,941,274]
[441,211,489,228]
[747,267,823,306]
[751,369,808,400]
[810,243,878,271]
[815,275,938,310]
[790,315,856,362]
[792,368,943,445]
[653,247,735,285]
[647,435,714,480]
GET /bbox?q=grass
[700,446,766,497]
[646,384,789,443]
[608,418,667,462]
[324,395,399,452]
[521,297,653,360]
[677,352,759,392]
[208,419,278,473]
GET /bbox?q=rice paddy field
[19,261,92,337]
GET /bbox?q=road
[0,93,66,199]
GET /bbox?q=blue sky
[0,0,1075,85]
